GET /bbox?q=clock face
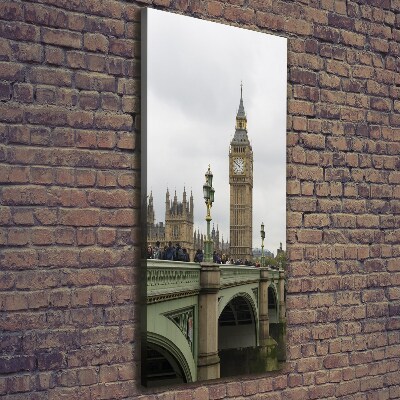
[233,157,245,174]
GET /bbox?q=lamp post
[203,165,215,263]
[260,222,265,267]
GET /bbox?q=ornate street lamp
[203,165,215,263]
[260,222,265,267]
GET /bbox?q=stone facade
[147,189,194,257]
[1,1,399,399]
[165,189,194,257]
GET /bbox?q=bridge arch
[146,332,192,386]
[146,300,197,384]
[218,291,258,350]
[268,283,279,323]
[218,289,258,321]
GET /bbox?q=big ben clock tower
[229,84,253,261]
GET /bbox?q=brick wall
[0,0,399,399]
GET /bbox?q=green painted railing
[147,260,282,298]
[219,265,280,287]
[220,265,260,287]
[147,259,201,298]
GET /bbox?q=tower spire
[232,82,248,143]
[165,187,170,217]
[237,82,245,119]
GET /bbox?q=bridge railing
[146,260,283,301]
[146,259,201,301]
[220,265,260,287]
[267,268,280,281]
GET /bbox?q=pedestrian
[194,249,203,263]
[175,244,184,261]
[164,241,175,261]
[153,241,162,259]
[147,245,153,259]
[182,248,189,262]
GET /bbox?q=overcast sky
[145,9,287,255]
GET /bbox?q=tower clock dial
[233,157,245,174]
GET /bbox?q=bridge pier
[197,263,220,381]
[276,268,287,362]
[278,269,286,322]
[259,267,278,371]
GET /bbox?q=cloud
[146,9,287,255]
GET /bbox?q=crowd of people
[147,242,271,267]
[212,251,264,267]
[147,241,190,262]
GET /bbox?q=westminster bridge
[143,260,286,387]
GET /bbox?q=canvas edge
[139,6,149,388]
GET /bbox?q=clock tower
[229,84,253,261]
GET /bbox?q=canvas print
[141,8,287,387]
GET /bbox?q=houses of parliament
[147,189,228,260]
[147,85,253,261]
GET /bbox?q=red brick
[77,368,97,386]
[53,228,74,245]
[97,228,116,246]
[117,363,134,381]
[0,62,25,81]
[0,1,23,20]
[87,189,133,208]
[75,130,97,148]
[74,169,95,187]
[370,97,392,111]
[101,93,119,111]
[66,110,94,129]
[0,21,40,42]
[76,228,96,245]
[285,18,312,35]
[66,50,86,69]
[109,38,134,57]
[76,71,115,91]
[289,99,315,116]
[25,106,68,127]
[86,53,106,72]
[291,68,318,86]
[91,286,112,305]
[153,0,171,5]
[79,90,100,110]
[0,355,36,374]
[30,67,72,87]
[207,1,223,16]
[101,364,121,383]
[328,13,354,29]
[42,27,82,49]
[31,228,55,245]
[1,249,38,270]
[45,46,65,65]
[0,81,11,100]
[59,209,100,226]
[83,33,109,52]
[0,103,24,123]
[94,113,132,130]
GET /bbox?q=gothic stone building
[193,224,229,256]
[147,189,195,259]
[147,190,228,260]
